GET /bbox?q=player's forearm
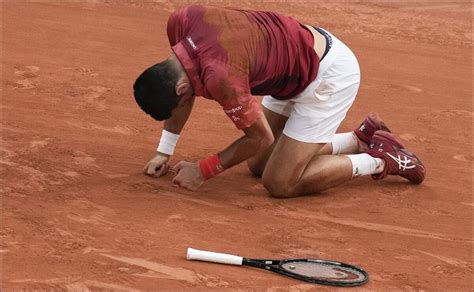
[198,115,273,181]
[219,132,274,169]
[163,96,195,134]
[219,114,274,169]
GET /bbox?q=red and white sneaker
[354,112,391,146]
[368,130,426,184]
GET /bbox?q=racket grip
[187,248,243,265]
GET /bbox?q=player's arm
[172,90,274,191]
[144,96,195,177]
[219,114,274,169]
[172,113,274,191]
[171,65,272,190]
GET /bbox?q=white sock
[332,132,358,155]
[347,153,385,178]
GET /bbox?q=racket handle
[187,248,243,265]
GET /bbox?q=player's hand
[172,161,204,191]
[143,152,170,178]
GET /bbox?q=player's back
[167,5,318,100]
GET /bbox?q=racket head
[276,259,368,287]
[242,258,369,287]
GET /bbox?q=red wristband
[199,154,224,180]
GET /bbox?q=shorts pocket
[314,80,334,101]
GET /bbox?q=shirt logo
[231,115,241,122]
[186,36,197,50]
[224,105,243,114]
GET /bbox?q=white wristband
[157,130,180,155]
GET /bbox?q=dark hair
[133,60,181,121]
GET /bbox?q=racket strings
[280,261,366,282]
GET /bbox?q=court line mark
[285,211,472,243]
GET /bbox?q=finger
[172,169,185,185]
[186,185,197,192]
[172,161,184,173]
[184,183,198,192]
[146,163,157,176]
[188,182,201,192]
[172,174,180,185]
[143,161,150,173]
[154,163,169,177]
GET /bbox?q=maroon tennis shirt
[167,5,319,129]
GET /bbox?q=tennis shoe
[354,112,391,146]
[368,130,425,184]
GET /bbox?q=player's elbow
[248,131,274,151]
[244,116,274,151]
[261,132,275,148]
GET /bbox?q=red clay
[1,1,472,290]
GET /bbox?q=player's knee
[262,176,297,198]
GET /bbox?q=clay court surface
[1,1,472,290]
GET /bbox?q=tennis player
[133,5,425,197]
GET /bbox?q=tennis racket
[187,248,368,287]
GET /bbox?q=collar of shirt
[172,41,205,97]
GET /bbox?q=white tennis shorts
[262,29,360,143]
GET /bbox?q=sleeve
[205,68,263,130]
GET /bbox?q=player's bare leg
[261,112,425,197]
[261,134,355,197]
[248,107,370,178]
